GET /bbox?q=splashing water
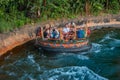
[39,66,108,80]
[0,28,120,80]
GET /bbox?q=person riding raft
[36,22,90,42]
[50,27,59,39]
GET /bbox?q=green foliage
[108,0,120,14]
[69,0,85,14]
[40,0,70,18]
[90,2,103,15]
[0,19,14,33]
[0,0,120,33]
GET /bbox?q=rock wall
[0,14,120,56]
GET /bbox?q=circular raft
[35,40,91,53]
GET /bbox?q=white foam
[40,66,108,80]
[8,71,17,76]
[90,43,102,52]
[27,55,35,63]
[110,47,115,50]
[77,54,89,60]
[94,50,101,53]
[109,39,120,47]
[57,53,89,60]
[99,34,112,43]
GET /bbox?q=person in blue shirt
[77,28,85,39]
[50,28,59,39]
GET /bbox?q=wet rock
[116,17,120,21]
[103,18,110,23]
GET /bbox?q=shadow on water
[0,27,120,80]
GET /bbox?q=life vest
[51,29,59,39]
[77,29,85,38]
[87,29,91,36]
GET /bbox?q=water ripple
[39,66,108,80]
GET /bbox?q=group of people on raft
[36,22,91,41]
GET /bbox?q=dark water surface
[0,27,120,80]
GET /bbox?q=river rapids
[0,27,120,80]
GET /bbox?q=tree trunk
[43,0,46,6]
[37,9,40,18]
[85,0,89,16]
[106,0,108,10]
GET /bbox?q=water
[0,27,120,80]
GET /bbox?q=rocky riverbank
[0,14,120,56]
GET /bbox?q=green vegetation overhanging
[0,0,120,33]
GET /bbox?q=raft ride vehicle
[35,23,91,53]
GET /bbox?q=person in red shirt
[87,28,91,37]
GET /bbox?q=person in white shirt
[63,25,70,33]
[62,24,70,40]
